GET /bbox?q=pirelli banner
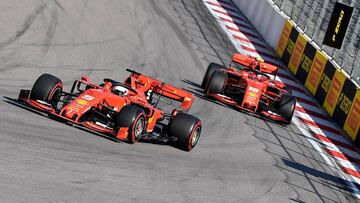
[276,19,360,145]
[276,20,317,83]
[344,90,360,143]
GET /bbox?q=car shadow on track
[281,158,360,197]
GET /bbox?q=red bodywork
[19,70,195,141]
[205,53,292,123]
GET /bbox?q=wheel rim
[50,87,62,107]
[134,117,145,140]
[191,126,201,147]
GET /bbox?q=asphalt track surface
[0,0,358,202]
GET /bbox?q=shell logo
[76,99,89,105]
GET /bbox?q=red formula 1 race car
[18,69,202,151]
[201,53,296,124]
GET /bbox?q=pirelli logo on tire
[305,51,328,95]
[344,90,360,141]
[323,70,347,116]
[276,20,293,58]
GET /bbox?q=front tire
[277,94,296,124]
[201,63,226,88]
[169,113,201,151]
[115,105,146,144]
[30,73,63,105]
[205,70,227,95]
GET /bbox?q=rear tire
[115,105,146,144]
[277,94,296,124]
[169,113,201,152]
[30,73,63,105]
[205,70,227,95]
[201,63,226,88]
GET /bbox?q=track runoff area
[203,0,360,197]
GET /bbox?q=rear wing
[232,53,278,75]
[125,69,195,111]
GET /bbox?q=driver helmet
[112,85,128,96]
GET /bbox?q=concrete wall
[232,0,286,50]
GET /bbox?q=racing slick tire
[169,113,201,152]
[30,73,63,105]
[277,94,296,124]
[205,70,227,95]
[115,105,146,144]
[201,63,226,88]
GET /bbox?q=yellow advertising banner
[288,34,307,74]
[305,51,328,95]
[344,90,360,141]
[276,20,293,58]
[323,70,347,116]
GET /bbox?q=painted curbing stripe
[296,102,323,113]
[295,106,328,120]
[224,27,278,58]
[307,124,351,146]
[297,117,341,135]
[232,34,268,49]
[313,133,357,152]
[207,1,242,16]
[239,44,277,59]
[294,105,350,142]
[339,165,360,179]
[211,8,247,24]
[297,110,360,155]
[318,139,360,162]
[325,148,360,168]
[225,25,274,54]
[206,1,247,22]
[295,113,360,182]
[296,97,319,107]
[324,144,360,163]
[224,27,276,56]
[224,23,263,40]
[292,117,360,197]
[291,91,320,107]
[333,156,360,179]
[220,16,253,32]
[297,111,338,130]
[217,0,237,7]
